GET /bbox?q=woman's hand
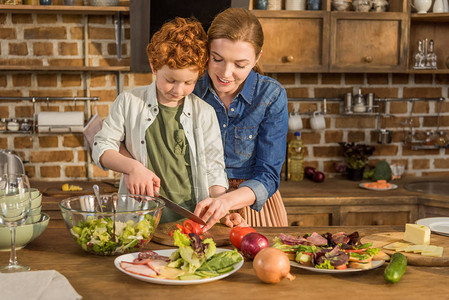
[194,197,231,232]
[220,212,248,228]
[124,163,160,196]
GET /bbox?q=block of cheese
[403,224,431,245]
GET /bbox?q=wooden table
[2,223,449,299]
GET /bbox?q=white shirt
[92,82,228,202]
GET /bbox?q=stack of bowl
[0,188,50,251]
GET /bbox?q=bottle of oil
[287,132,304,181]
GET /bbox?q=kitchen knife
[154,192,206,226]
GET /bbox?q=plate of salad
[114,230,243,285]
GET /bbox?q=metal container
[366,93,374,112]
[344,92,352,113]
[375,129,392,144]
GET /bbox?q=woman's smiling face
[208,38,261,100]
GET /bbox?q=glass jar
[424,131,435,145]
[20,118,32,132]
[435,131,448,147]
[7,119,20,132]
[0,118,7,131]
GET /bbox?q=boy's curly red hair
[146,17,208,77]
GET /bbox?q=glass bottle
[287,132,305,181]
[414,40,425,69]
[426,39,437,69]
[435,131,448,147]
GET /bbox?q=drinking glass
[0,174,32,273]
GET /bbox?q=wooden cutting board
[152,221,231,247]
[43,184,117,197]
[363,232,449,267]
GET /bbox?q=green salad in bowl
[59,193,164,255]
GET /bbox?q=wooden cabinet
[339,204,418,226]
[409,14,449,73]
[286,205,337,226]
[249,0,449,73]
[329,12,409,72]
[252,10,329,73]
[286,203,417,226]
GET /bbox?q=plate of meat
[114,249,244,285]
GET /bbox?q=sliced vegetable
[183,219,203,235]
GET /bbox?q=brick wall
[0,9,448,181]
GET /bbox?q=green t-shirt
[145,102,195,223]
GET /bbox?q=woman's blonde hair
[207,8,264,74]
[146,17,208,77]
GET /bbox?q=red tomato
[168,229,175,237]
[230,226,256,249]
[182,219,203,235]
[335,264,348,270]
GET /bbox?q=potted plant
[339,142,375,181]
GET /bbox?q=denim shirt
[194,70,288,211]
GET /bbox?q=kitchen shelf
[0,65,130,72]
[411,13,449,22]
[0,4,129,15]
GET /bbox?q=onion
[240,232,269,260]
[304,166,316,179]
[253,247,296,284]
[313,171,325,183]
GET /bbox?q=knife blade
[154,192,206,226]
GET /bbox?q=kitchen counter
[2,225,448,299]
[31,176,449,226]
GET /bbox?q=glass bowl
[59,194,164,256]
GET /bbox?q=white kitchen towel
[38,112,84,133]
[0,270,82,300]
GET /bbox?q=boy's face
[152,65,199,107]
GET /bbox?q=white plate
[114,248,244,285]
[359,182,398,191]
[416,217,449,236]
[290,260,385,273]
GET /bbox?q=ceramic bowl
[59,194,164,255]
[31,191,42,209]
[25,205,42,223]
[331,0,350,11]
[2,191,41,210]
[89,0,119,6]
[0,213,50,251]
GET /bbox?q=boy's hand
[220,213,248,228]
[124,163,160,196]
